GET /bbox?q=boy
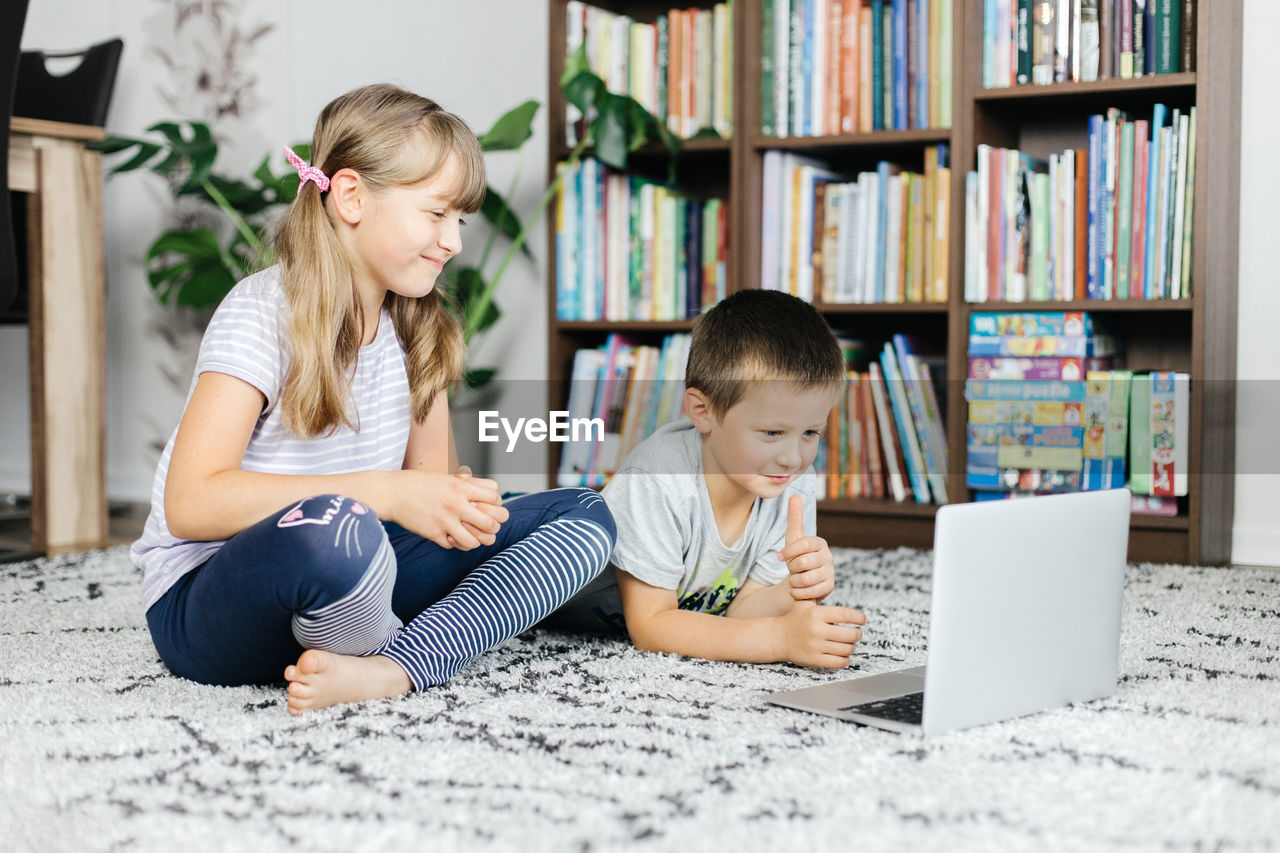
[561,289,866,667]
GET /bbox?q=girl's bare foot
[283,649,412,715]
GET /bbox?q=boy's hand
[778,602,866,668]
[778,494,836,603]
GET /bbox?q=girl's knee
[273,494,389,599]
[561,488,617,543]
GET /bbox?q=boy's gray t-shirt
[598,418,818,616]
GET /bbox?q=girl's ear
[684,387,715,434]
[326,168,364,225]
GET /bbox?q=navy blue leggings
[146,488,615,689]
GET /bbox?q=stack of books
[556,333,692,489]
[964,104,1195,302]
[761,0,954,136]
[819,334,949,504]
[762,146,951,303]
[983,0,1196,88]
[556,158,727,322]
[965,311,1120,496]
[565,1,733,144]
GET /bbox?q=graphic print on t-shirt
[679,566,740,615]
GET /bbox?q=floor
[0,494,148,562]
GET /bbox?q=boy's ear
[326,167,364,225]
[684,387,715,434]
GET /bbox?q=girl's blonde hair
[274,83,486,438]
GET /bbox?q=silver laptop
[767,489,1131,735]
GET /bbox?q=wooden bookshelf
[545,0,1241,565]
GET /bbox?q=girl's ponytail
[273,84,484,438]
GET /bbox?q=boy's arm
[617,569,864,667]
[617,570,789,662]
[724,578,797,619]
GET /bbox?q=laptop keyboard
[840,692,924,724]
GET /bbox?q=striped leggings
[146,488,615,689]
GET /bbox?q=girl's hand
[392,470,509,550]
[444,466,508,549]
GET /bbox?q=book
[868,361,908,501]
[1115,119,1135,299]
[893,335,948,502]
[968,400,1085,427]
[1154,0,1180,74]
[557,347,607,487]
[1080,0,1101,81]
[1149,370,1189,496]
[968,356,1113,381]
[861,371,886,498]
[1031,1,1056,84]
[967,333,1120,358]
[880,342,932,502]
[966,378,1088,402]
[1103,369,1133,488]
[1128,372,1152,494]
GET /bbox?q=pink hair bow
[283,145,330,194]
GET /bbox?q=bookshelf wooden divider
[544,0,1242,565]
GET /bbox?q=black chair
[14,38,124,127]
[1,0,30,319]
[2,36,122,324]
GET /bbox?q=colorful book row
[557,333,692,489]
[984,0,1195,89]
[818,334,949,504]
[565,1,733,144]
[762,147,951,303]
[963,104,1195,302]
[555,158,727,322]
[761,0,954,137]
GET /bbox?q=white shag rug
[0,546,1277,852]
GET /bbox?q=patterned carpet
[1,546,1277,852]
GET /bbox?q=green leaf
[479,187,532,259]
[560,44,591,90]
[146,228,223,262]
[463,368,497,391]
[108,141,163,175]
[478,100,540,152]
[145,228,237,309]
[173,262,237,309]
[562,64,605,117]
[593,93,631,169]
[92,135,148,155]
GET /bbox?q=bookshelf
[544,0,1241,565]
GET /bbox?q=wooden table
[8,115,108,554]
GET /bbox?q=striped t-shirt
[131,266,413,610]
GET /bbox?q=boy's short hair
[685,289,846,416]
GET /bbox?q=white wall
[1232,0,1280,566]
[2,0,550,501]
[4,0,1277,563]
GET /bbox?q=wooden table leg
[27,137,107,554]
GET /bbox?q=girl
[131,83,615,715]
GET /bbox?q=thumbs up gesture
[777,494,836,603]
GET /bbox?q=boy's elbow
[627,627,664,654]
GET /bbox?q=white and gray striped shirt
[132,266,412,610]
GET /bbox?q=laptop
[767,488,1131,735]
